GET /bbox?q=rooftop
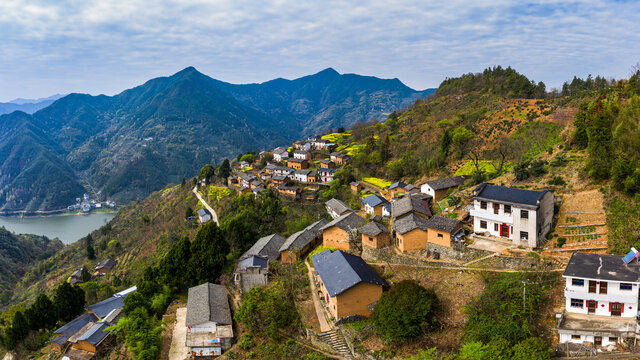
[95,259,116,270]
[422,176,466,190]
[563,252,640,283]
[392,213,429,235]
[312,250,387,297]
[280,219,329,252]
[358,221,390,237]
[363,194,388,208]
[426,215,462,233]
[558,312,638,337]
[391,195,431,219]
[239,255,269,270]
[473,182,548,206]
[388,181,408,190]
[241,234,286,262]
[186,283,232,327]
[325,198,353,215]
[321,212,366,233]
[54,312,99,337]
[77,321,110,346]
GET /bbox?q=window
[609,337,618,343]
[478,201,486,210]
[620,283,633,291]
[572,279,584,286]
[521,210,529,219]
[494,223,499,231]
[570,299,584,308]
[504,204,512,214]
[520,231,529,240]
[369,237,374,242]
[437,233,443,238]
[571,335,581,340]
[480,220,487,229]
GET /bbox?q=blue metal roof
[362,194,388,207]
[77,321,110,345]
[86,296,124,319]
[312,250,386,297]
[388,181,407,190]
[54,312,99,336]
[239,255,268,269]
[474,183,547,206]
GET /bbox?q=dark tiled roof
[422,176,465,190]
[363,194,388,208]
[288,158,306,163]
[325,198,353,215]
[242,234,286,262]
[388,181,408,190]
[473,183,548,206]
[239,255,269,270]
[86,296,124,319]
[350,182,360,187]
[391,195,431,219]
[95,259,116,271]
[426,215,461,233]
[272,174,287,181]
[54,312,99,337]
[312,250,386,297]
[77,321,110,345]
[186,283,232,326]
[320,159,334,164]
[392,213,429,235]
[280,219,329,252]
[273,147,288,154]
[321,212,366,233]
[563,253,640,283]
[295,169,312,175]
[358,221,390,236]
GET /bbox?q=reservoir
[0,212,116,244]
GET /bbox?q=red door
[500,224,509,238]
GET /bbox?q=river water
[0,212,116,244]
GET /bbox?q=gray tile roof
[358,221,390,236]
[312,250,387,297]
[425,215,461,233]
[321,212,366,233]
[422,176,465,190]
[273,147,288,154]
[295,169,312,175]
[473,183,548,206]
[54,312,99,337]
[86,296,124,319]
[325,198,353,216]
[186,283,232,327]
[241,234,286,262]
[392,213,429,235]
[272,174,287,181]
[95,259,116,271]
[391,195,431,219]
[77,321,110,345]
[563,253,640,283]
[288,158,306,163]
[280,219,329,252]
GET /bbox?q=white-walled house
[557,252,640,350]
[470,183,554,248]
[186,283,234,357]
[273,147,289,162]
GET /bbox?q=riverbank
[0,208,117,218]
[0,212,117,244]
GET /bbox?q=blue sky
[0,0,639,101]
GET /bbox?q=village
[46,133,640,360]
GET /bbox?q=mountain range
[0,67,433,212]
[0,94,66,115]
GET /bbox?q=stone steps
[318,330,354,359]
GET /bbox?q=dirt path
[192,186,219,225]
[305,261,333,332]
[168,307,189,360]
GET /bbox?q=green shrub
[557,238,566,248]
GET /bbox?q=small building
[287,158,309,170]
[321,212,366,251]
[318,168,336,183]
[392,213,429,252]
[273,166,295,179]
[557,252,640,350]
[277,185,301,198]
[186,283,234,357]
[273,147,289,162]
[50,312,99,352]
[234,255,269,293]
[70,267,84,285]
[242,234,286,263]
[320,159,335,169]
[425,216,464,249]
[197,209,212,223]
[359,221,391,249]
[391,194,431,220]
[363,194,389,217]
[388,181,410,197]
[312,250,387,320]
[279,220,329,263]
[420,176,466,202]
[307,171,317,183]
[270,174,289,187]
[238,186,251,194]
[311,139,336,151]
[350,182,362,192]
[293,150,311,161]
[470,183,554,248]
[325,198,354,219]
[330,152,350,165]
[294,169,313,183]
[94,259,116,275]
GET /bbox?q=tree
[511,337,551,360]
[189,222,229,284]
[372,280,439,342]
[185,206,194,219]
[28,293,56,330]
[181,177,186,187]
[234,283,299,340]
[85,234,96,260]
[587,112,613,179]
[3,326,17,350]
[513,160,531,181]
[81,266,91,282]
[53,282,86,322]
[452,126,476,157]
[157,236,193,291]
[109,306,162,360]
[199,164,216,184]
[123,292,150,316]
[218,159,232,181]
[11,310,28,341]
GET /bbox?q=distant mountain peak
[314,67,340,77]
[172,66,202,78]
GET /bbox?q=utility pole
[522,281,526,311]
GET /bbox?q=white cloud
[0,0,638,100]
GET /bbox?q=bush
[557,237,566,248]
[548,176,566,185]
[234,283,299,340]
[372,280,439,342]
[511,337,551,360]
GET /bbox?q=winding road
[192,186,219,225]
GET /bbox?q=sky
[0,0,639,101]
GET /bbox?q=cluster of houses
[68,259,117,285]
[50,286,137,359]
[67,193,117,213]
